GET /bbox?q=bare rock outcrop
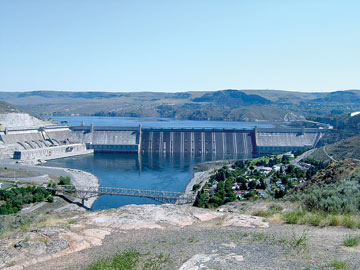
[0,204,268,269]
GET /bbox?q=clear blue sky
[0,0,359,92]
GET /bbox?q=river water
[46,116,275,210]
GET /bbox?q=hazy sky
[0,0,359,92]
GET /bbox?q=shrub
[343,236,359,247]
[307,214,322,226]
[342,216,357,229]
[58,176,71,185]
[87,250,141,270]
[287,178,360,214]
[282,209,306,224]
[329,215,342,226]
[328,260,348,269]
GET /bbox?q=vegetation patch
[58,176,71,185]
[282,209,306,224]
[280,208,360,228]
[328,260,348,269]
[87,250,141,270]
[343,236,359,247]
[0,186,54,215]
[287,174,360,215]
[87,250,171,270]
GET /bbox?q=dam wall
[254,128,322,154]
[70,126,139,153]
[0,125,326,160]
[70,126,324,156]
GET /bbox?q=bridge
[47,185,194,205]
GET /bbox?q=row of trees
[254,157,281,167]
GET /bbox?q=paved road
[21,201,47,214]
[290,149,316,168]
[0,174,50,184]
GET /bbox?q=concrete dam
[0,124,324,161]
[70,125,323,156]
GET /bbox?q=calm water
[52,116,277,129]
[45,153,197,210]
[46,116,273,210]
[45,152,247,210]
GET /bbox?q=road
[290,149,316,169]
[322,146,337,162]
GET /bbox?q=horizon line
[1,88,359,94]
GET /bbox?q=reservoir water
[51,116,277,129]
[46,116,276,210]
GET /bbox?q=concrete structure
[0,124,327,161]
[254,128,322,154]
[71,126,140,153]
[13,143,92,161]
[0,126,91,161]
[70,125,325,156]
[140,128,254,156]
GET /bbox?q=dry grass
[281,209,360,228]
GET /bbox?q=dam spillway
[140,128,254,156]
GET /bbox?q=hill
[0,101,20,114]
[192,90,272,107]
[311,134,360,162]
[1,89,360,122]
[301,159,360,189]
[312,90,360,103]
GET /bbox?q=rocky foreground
[1,203,359,270]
